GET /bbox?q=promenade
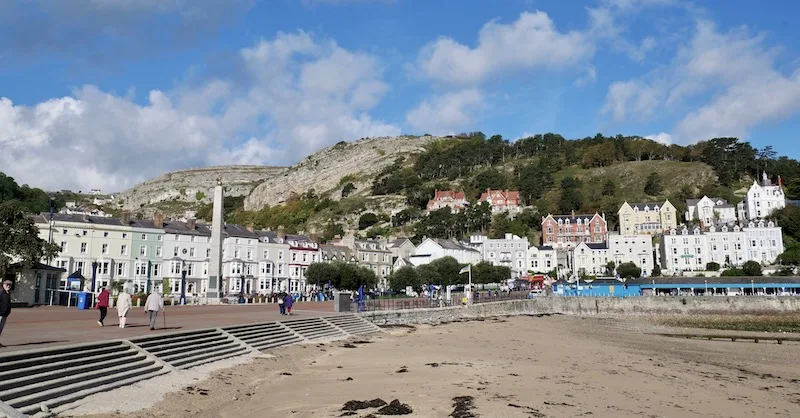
[0,301,335,352]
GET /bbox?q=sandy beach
[74,314,800,418]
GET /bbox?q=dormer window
[768,221,774,227]
[565,219,570,225]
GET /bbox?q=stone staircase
[130,328,252,370]
[0,314,382,416]
[325,314,382,336]
[0,340,168,417]
[280,317,346,341]
[222,322,303,351]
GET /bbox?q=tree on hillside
[644,172,662,195]
[358,212,380,230]
[489,214,510,239]
[341,182,356,198]
[0,201,61,276]
[616,262,641,279]
[389,266,420,292]
[472,168,508,192]
[558,177,582,213]
[601,179,616,196]
[778,244,800,265]
[769,206,800,243]
[741,260,763,276]
[515,163,554,205]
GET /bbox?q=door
[34,272,42,304]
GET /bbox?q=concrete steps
[0,341,168,416]
[280,317,346,340]
[222,322,303,351]
[131,329,252,370]
[325,315,383,336]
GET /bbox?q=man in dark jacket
[0,279,12,348]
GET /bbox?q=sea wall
[360,296,800,326]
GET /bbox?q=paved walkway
[0,302,335,353]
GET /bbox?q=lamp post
[751,279,754,295]
[704,279,708,295]
[91,261,98,293]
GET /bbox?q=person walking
[285,292,294,315]
[277,292,286,315]
[144,289,164,330]
[0,280,13,348]
[96,287,110,326]
[116,288,132,328]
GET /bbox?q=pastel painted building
[478,189,522,214]
[617,200,678,235]
[607,233,655,277]
[528,245,557,273]
[426,190,468,213]
[481,233,529,278]
[410,238,482,266]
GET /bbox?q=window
[186,263,194,276]
[235,238,240,244]
[234,248,240,259]
[152,263,161,277]
[100,262,109,275]
[141,234,147,240]
[302,253,308,263]
[206,248,211,258]
[246,249,252,260]
[103,232,109,237]
[139,246,147,256]
[62,229,68,234]
[190,236,195,242]
[80,243,87,254]
[60,242,67,252]
[263,250,269,259]
[155,247,162,257]
[190,247,195,257]
[171,261,182,275]
[174,247,179,257]
[292,252,298,262]
[202,263,209,276]
[245,264,253,275]
[77,261,85,274]
[157,235,162,241]
[135,262,147,276]
[120,245,127,255]
[122,233,127,239]
[116,262,126,277]
[82,230,87,236]
[261,262,272,275]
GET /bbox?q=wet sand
[75,315,800,417]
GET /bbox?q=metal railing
[353,290,533,312]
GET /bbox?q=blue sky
[1,0,799,192]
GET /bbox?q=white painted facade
[480,233,529,278]
[705,224,746,267]
[661,226,710,273]
[570,242,610,277]
[528,245,556,273]
[742,172,786,220]
[410,238,482,266]
[685,196,738,226]
[161,220,211,297]
[743,220,784,264]
[607,234,655,277]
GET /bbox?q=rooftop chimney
[246,223,255,233]
[154,212,164,228]
[571,210,575,217]
[277,226,286,239]
[187,218,196,230]
[121,211,131,225]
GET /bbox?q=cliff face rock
[243,136,437,211]
[117,165,284,211]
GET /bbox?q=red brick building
[541,212,607,249]
[478,189,522,214]
[426,190,468,213]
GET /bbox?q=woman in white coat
[116,289,132,328]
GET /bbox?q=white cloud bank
[604,20,800,144]
[0,31,400,192]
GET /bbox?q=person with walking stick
[144,288,164,331]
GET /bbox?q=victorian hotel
[34,213,319,298]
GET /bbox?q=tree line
[389,257,511,293]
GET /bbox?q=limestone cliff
[243,136,436,210]
[117,165,284,212]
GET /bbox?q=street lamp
[751,279,755,295]
[91,261,98,293]
[704,279,708,295]
[180,269,187,305]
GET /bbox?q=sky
[2,0,800,193]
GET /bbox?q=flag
[459,265,471,275]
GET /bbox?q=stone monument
[206,179,224,303]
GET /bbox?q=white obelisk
[206,179,224,304]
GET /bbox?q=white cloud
[603,20,800,144]
[0,31,400,192]
[416,11,593,85]
[574,66,598,87]
[405,89,484,135]
[645,132,673,144]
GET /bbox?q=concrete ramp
[222,322,303,351]
[325,314,382,336]
[0,340,168,416]
[130,329,252,370]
